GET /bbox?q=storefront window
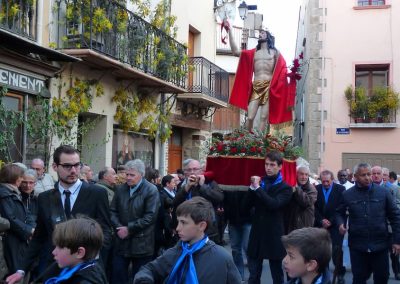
[112,130,154,168]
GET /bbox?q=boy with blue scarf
[134,197,241,284]
[44,217,107,284]
[282,227,332,284]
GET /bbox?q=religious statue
[224,19,293,131]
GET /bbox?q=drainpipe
[37,0,43,44]
[159,93,166,175]
[320,0,326,171]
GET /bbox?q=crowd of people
[0,144,400,284]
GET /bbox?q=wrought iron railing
[0,0,38,40]
[54,0,187,89]
[187,57,229,103]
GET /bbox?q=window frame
[357,0,386,6]
[355,64,390,96]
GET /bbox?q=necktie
[64,190,71,219]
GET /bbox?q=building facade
[294,0,400,174]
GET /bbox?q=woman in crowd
[0,164,35,273]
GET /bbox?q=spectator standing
[97,167,117,204]
[19,169,39,226]
[0,214,10,279]
[337,170,354,190]
[315,170,346,284]
[337,163,400,284]
[244,151,293,284]
[284,166,317,234]
[0,164,35,274]
[110,159,160,284]
[80,164,95,184]
[6,145,112,284]
[31,158,54,196]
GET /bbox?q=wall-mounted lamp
[238,1,248,20]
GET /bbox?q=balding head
[371,166,383,184]
[31,158,45,177]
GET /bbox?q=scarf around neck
[260,171,283,190]
[44,260,96,284]
[166,235,209,284]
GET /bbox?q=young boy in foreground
[134,196,241,284]
[282,227,332,284]
[44,217,107,284]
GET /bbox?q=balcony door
[168,127,182,173]
[188,31,195,88]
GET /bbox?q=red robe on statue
[229,48,295,125]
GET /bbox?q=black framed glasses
[57,163,81,170]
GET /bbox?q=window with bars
[357,0,385,6]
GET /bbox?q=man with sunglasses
[6,145,112,284]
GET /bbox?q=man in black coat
[110,159,160,284]
[244,151,292,284]
[6,145,112,284]
[315,170,346,284]
[337,163,400,284]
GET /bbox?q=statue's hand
[222,18,230,31]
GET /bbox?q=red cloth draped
[229,49,293,124]
[206,156,296,187]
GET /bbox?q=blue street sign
[336,128,350,135]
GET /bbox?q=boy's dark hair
[176,197,214,228]
[53,217,103,261]
[0,164,25,184]
[161,174,174,187]
[265,150,283,166]
[176,169,184,175]
[53,145,80,165]
[282,227,331,273]
[390,171,398,180]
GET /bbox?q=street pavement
[223,230,399,284]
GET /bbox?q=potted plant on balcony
[345,86,368,123]
[371,86,400,123]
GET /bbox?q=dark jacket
[156,189,176,249]
[0,183,35,272]
[336,183,400,252]
[96,181,115,205]
[133,240,242,284]
[21,181,112,272]
[285,268,331,284]
[244,175,292,260]
[111,179,160,257]
[315,183,345,245]
[224,190,252,225]
[20,191,39,227]
[284,180,317,234]
[51,261,108,284]
[174,180,224,208]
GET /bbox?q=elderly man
[337,163,400,284]
[174,158,224,243]
[110,159,160,284]
[96,167,117,204]
[315,170,346,284]
[80,164,95,184]
[31,158,54,196]
[284,166,317,234]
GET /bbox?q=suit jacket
[21,181,112,272]
[315,183,345,245]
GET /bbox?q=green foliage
[112,87,173,143]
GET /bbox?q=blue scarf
[260,171,283,190]
[45,260,96,284]
[166,235,209,284]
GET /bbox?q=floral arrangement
[287,52,304,82]
[207,128,303,160]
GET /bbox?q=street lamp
[238,1,248,20]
